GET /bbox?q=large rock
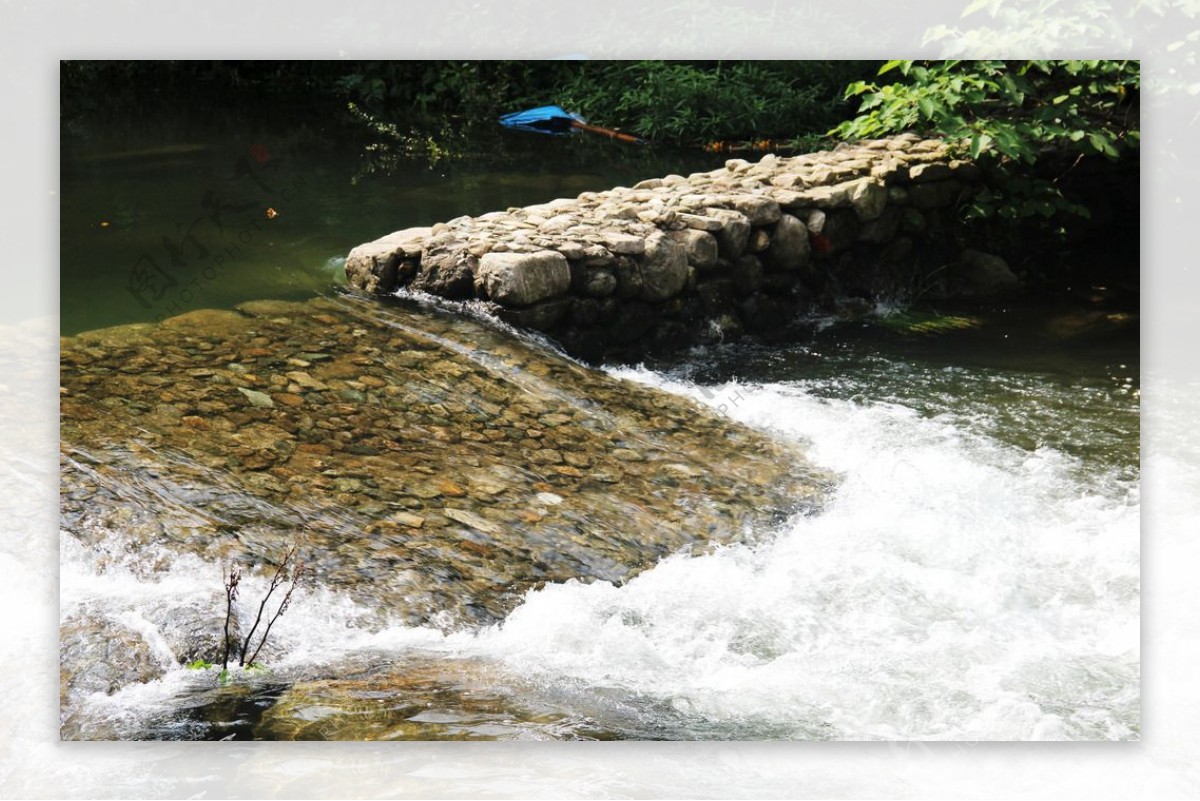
[475,250,570,306]
[638,231,689,302]
[728,195,782,226]
[412,247,477,299]
[706,208,752,258]
[908,179,963,210]
[60,611,167,704]
[143,592,243,666]
[344,227,431,294]
[955,249,1020,295]
[762,214,811,272]
[857,206,902,244]
[668,228,718,270]
[495,297,571,330]
[847,177,888,221]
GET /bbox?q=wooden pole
[570,120,644,145]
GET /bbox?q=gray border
[5,1,1194,797]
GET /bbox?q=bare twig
[237,544,297,667]
[221,565,241,670]
[244,558,308,668]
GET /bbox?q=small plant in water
[219,544,308,678]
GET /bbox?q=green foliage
[877,310,983,335]
[62,59,871,153]
[186,659,214,670]
[334,62,556,123]
[834,60,1139,219]
[557,61,868,145]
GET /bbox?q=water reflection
[60,111,721,334]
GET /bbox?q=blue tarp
[498,105,586,135]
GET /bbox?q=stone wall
[346,134,1011,362]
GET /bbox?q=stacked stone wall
[347,134,1006,361]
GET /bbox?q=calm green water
[60,113,721,334]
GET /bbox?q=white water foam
[455,367,1140,740]
[59,364,1139,741]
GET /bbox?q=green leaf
[1000,74,1025,105]
[878,60,905,76]
[918,96,937,119]
[1088,131,1117,157]
[969,132,993,158]
[962,0,992,16]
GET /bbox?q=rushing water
[59,300,1139,741]
[60,114,1139,741]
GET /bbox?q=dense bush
[833,60,1139,219]
[557,61,871,146]
[61,60,873,149]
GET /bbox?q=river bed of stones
[59,295,831,738]
[347,134,1011,362]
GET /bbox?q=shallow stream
[59,115,1139,741]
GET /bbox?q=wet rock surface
[253,658,614,741]
[61,296,829,636]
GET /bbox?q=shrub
[833,60,1139,220]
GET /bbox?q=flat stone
[530,448,564,464]
[728,195,781,226]
[476,250,570,306]
[554,241,587,260]
[677,213,724,232]
[237,387,274,408]
[285,371,329,391]
[601,232,646,255]
[391,512,425,528]
[909,162,954,183]
[442,508,502,535]
[770,173,806,188]
[769,189,807,208]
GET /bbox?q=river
[59,113,1139,741]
